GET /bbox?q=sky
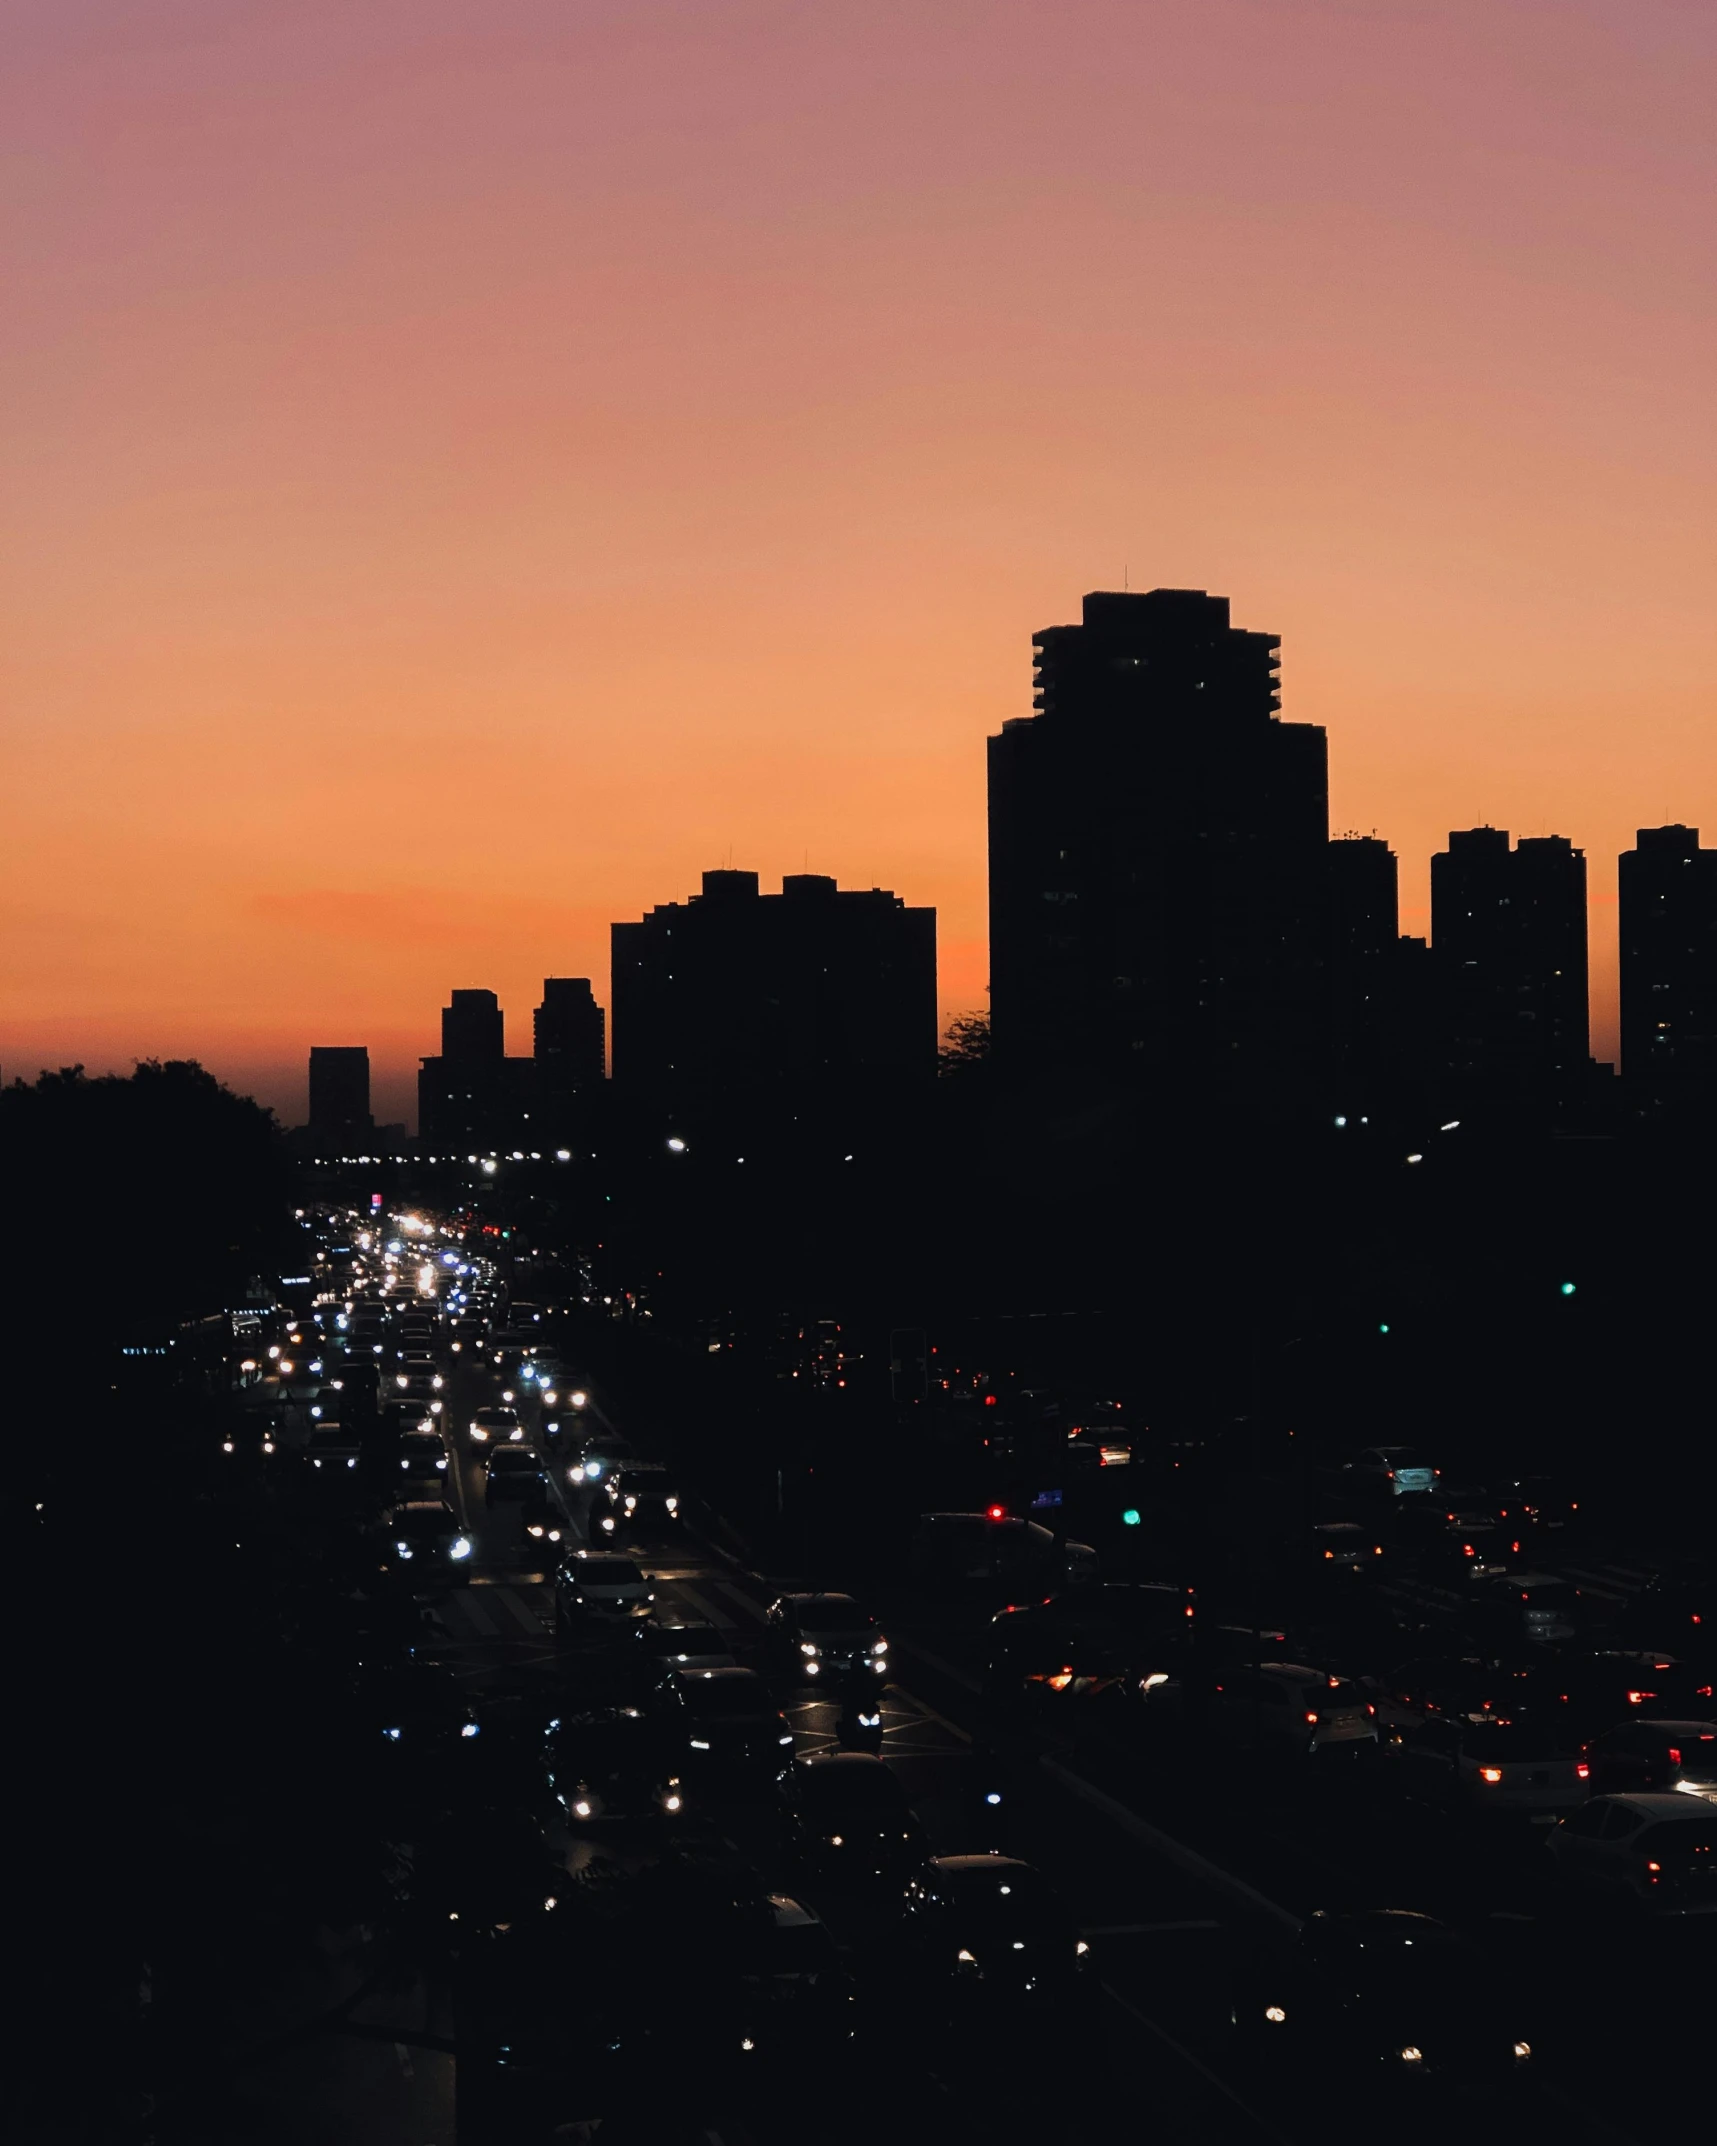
[2,1,1712,1126]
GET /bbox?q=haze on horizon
[3,0,1712,1127]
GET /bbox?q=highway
[215,1223,1707,2144]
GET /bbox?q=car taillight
[1479,1767,1504,1784]
[1305,1712,1319,1725]
[1576,1762,1590,1779]
[1667,1749,1681,1769]
[1627,1691,1653,1706]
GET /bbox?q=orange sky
[3,2,1712,1125]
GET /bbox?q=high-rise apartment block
[988,589,1329,1111]
[1619,824,1717,1106]
[306,1046,372,1151]
[534,977,605,1131]
[1431,828,1589,1106]
[611,869,936,1115]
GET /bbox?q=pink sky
[3,2,1712,1123]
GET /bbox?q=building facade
[987,588,1330,1114]
[1619,824,1717,1108]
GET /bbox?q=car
[1341,1446,1438,1497]
[540,1385,590,1448]
[767,1593,890,1686]
[383,1499,475,1584]
[1551,1651,1714,1728]
[572,1435,635,1486]
[353,1660,481,1756]
[544,1706,684,1822]
[596,1464,682,1536]
[554,1550,654,1631]
[392,1367,445,1415]
[1413,1518,1515,1583]
[1396,1713,1588,1815]
[397,1352,446,1389]
[306,1420,363,1473]
[1206,1664,1378,1758]
[1311,1522,1384,1569]
[909,1512,1099,1591]
[1546,1793,1717,1913]
[785,1753,928,1884]
[469,1406,523,1446]
[400,1808,566,1947]
[1580,1721,1717,1802]
[484,1447,547,1507]
[1472,1570,1585,1646]
[661,1666,795,1783]
[1233,1910,1534,2087]
[898,1856,1090,2015]
[396,1428,450,1489]
[729,1896,858,2071]
[633,1620,740,1675]
[521,1504,569,1555]
[219,1416,279,1460]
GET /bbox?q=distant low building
[611,869,936,1121]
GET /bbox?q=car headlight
[690,1739,711,1751]
[222,1440,235,1453]
[570,1391,588,1409]
[471,1425,488,1440]
[574,1799,593,1818]
[395,1543,413,1558]
[624,1496,637,1511]
[1396,2046,1423,2065]
[779,1734,794,1746]
[432,1375,444,1390]
[873,1638,888,1654]
[599,1516,615,1532]
[436,1456,446,1470]
[460,1721,479,1739]
[665,1495,678,1512]
[541,1391,557,1406]
[547,1527,561,1542]
[262,1441,274,1454]
[801,1642,819,1656]
[585,1461,602,1479]
[449,1536,472,1560]
[664,1793,682,1811]
[383,1726,402,1741]
[1513,2042,1531,2061]
[527,1523,545,1537]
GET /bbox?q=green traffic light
[1121,1508,1141,1527]
[1560,1281,1575,1296]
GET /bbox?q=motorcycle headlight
[449,1536,472,1560]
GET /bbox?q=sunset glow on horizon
[4,1,1711,1125]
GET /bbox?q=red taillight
[1628,1691,1653,1706]
[1576,1762,1590,1779]
[1305,1711,1319,1725]
[986,1505,1006,1521]
[1667,1749,1681,1768]
[1479,1767,1504,1784]
[1464,1544,1476,1558]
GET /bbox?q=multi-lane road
[222,1307,1689,2146]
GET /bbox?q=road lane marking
[456,1592,498,1637]
[1102,1983,1291,2143]
[1041,1758,1300,1936]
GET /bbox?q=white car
[554,1551,655,1627]
[1345,1446,1437,1497]
[469,1406,523,1445]
[1397,1713,1589,1815]
[1206,1664,1378,1757]
[1546,1793,1717,1914]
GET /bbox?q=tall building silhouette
[306,1046,372,1151]
[534,977,605,1131]
[1328,837,1400,1102]
[611,869,936,1117]
[420,988,517,1150]
[1431,828,1589,1106]
[442,988,504,1062]
[1619,824,1717,1107]
[988,588,1329,1111]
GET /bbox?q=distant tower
[1619,825,1717,1107]
[442,989,503,1061]
[307,1046,372,1151]
[987,588,1329,1114]
[534,978,605,1130]
[1328,837,1399,1101]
